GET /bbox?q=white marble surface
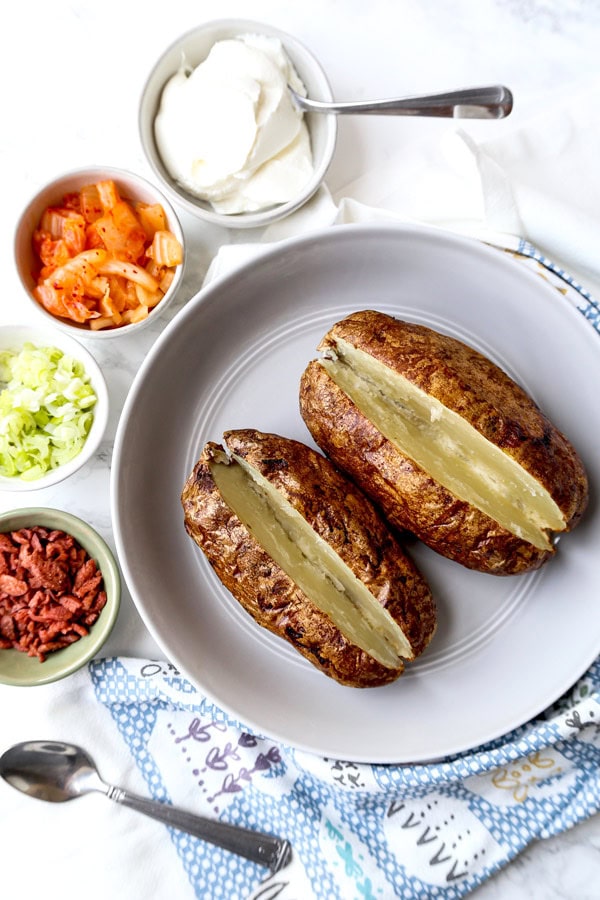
[1,1,599,897]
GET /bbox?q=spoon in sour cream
[289,83,513,118]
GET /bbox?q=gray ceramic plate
[111,223,600,762]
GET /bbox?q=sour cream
[154,34,314,214]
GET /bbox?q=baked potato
[181,429,436,687]
[299,310,589,576]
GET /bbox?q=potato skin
[181,429,436,688]
[299,310,589,576]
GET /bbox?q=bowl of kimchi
[14,166,185,338]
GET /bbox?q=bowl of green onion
[0,324,108,491]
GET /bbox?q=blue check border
[510,238,600,332]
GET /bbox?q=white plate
[111,223,600,763]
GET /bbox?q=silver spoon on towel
[0,739,292,873]
[289,83,513,118]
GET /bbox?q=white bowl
[139,19,337,229]
[0,324,108,491]
[14,165,185,339]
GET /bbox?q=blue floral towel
[90,248,600,900]
[90,655,600,900]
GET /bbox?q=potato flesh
[321,340,565,551]
[208,451,413,668]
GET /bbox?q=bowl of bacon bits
[0,508,120,686]
[0,325,108,490]
[14,166,185,337]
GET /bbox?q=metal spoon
[289,83,513,118]
[0,740,292,873]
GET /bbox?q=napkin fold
[350,76,600,299]
[458,84,600,297]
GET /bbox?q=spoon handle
[106,784,292,872]
[291,84,513,119]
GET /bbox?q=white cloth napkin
[205,78,600,305]
[455,89,600,297]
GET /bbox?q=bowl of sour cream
[139,19,337,228]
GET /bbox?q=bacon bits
[0,526,107,662]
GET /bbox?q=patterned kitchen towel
[90,654,600,900]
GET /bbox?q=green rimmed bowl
[0,508,120,686]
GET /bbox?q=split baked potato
[181,429,436,687]
[299,310,589,576]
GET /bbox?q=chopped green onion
[0,342,97,480]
